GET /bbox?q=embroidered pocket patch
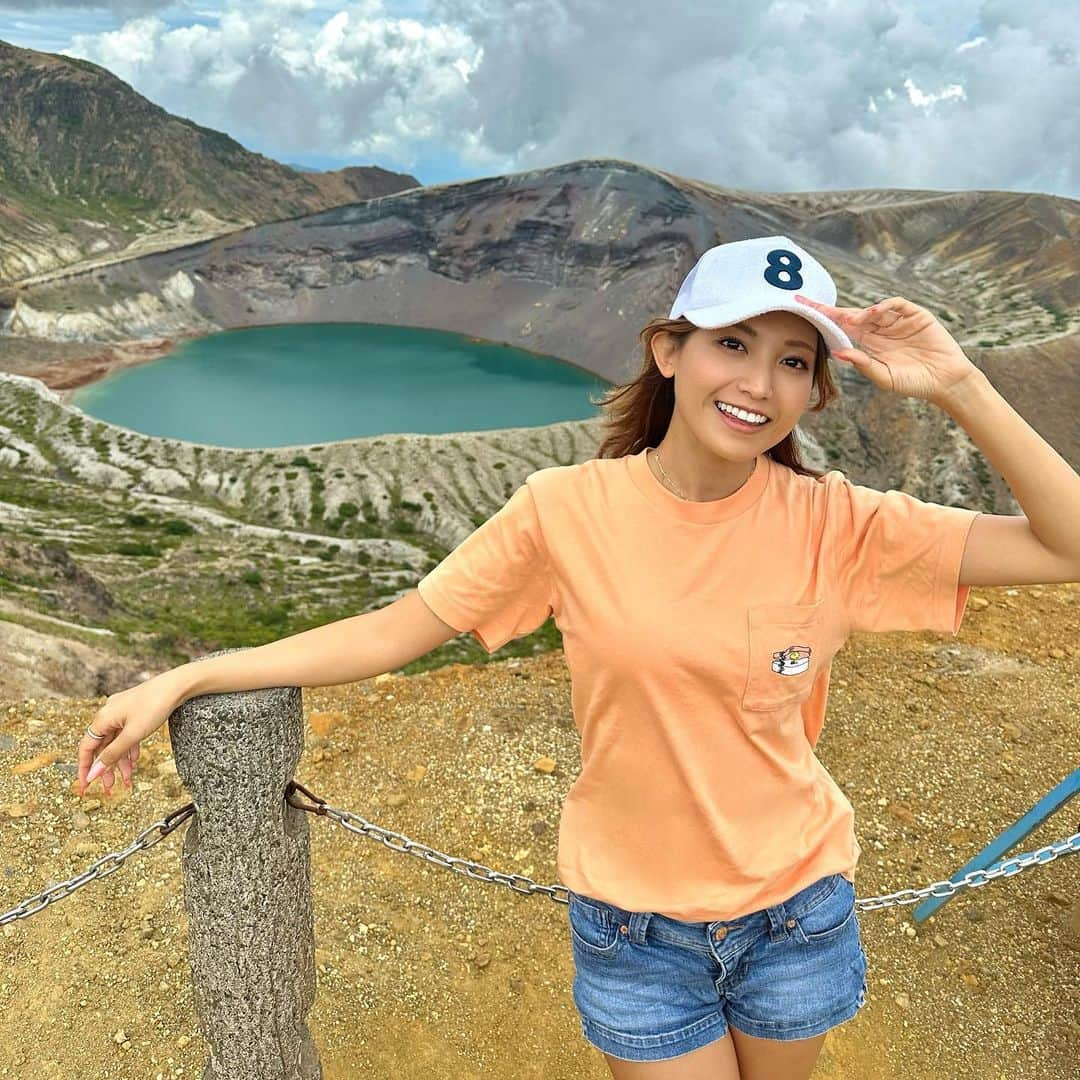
[771,644,812,676]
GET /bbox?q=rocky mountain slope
[0,39,420,285]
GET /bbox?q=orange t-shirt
[416,446,981,921]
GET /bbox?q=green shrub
[115,541,159,556]
[250,604,290,627]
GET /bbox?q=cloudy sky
[1,1,1075,197]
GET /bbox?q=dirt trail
[1,583,1077,1078]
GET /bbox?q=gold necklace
[652,447,688,499]
[650,447,755,502]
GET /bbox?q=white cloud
[48,0,1080,197]
[902,78,966,108]
[60,0,485,170]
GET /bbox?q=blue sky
[1,2,1075,199]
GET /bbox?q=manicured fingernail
[86,759,106,783]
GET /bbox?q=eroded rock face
[0,536,118,622]
[6,272,219,342]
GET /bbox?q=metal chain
[852,834,1080,911]
[286,780,570,903]
[3,783,1077,926]
[0,802,195,927]
[283,781,1080,911]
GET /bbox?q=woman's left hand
[793,293,982,405]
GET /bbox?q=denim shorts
[566,872,868,1062]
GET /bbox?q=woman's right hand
[78,672,189,797]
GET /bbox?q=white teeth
[715,401,769,424]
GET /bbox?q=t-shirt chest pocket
[741,599,827,714]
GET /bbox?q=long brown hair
[592,315,839,479]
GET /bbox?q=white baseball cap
[668,235,853,354]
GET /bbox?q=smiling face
[652,308,821,462]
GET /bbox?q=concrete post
[168,647,322,1079]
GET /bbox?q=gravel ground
[0,581,1077,1079]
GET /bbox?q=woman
[78,234,1080,1080]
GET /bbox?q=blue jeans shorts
[566,872,869,1062]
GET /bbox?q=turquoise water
[70,323,611,448]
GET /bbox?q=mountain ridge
[0,38,422,284]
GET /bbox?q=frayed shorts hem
[580,1013,729,1062]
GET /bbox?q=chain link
[0,803,195,927]
[283,779,568,900]
[852,833,1080,911]
[285,781,1080,911]
[3,781,1077,927]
